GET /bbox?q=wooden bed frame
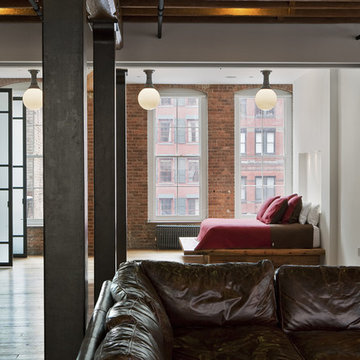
[179,237,325,267]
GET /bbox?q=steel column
[43,0,88,359]
[93,21,117,302]
[116,69,127,267]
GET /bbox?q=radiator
[156,225,200,249]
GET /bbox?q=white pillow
[307,204,320,226]
[299,202,312,224]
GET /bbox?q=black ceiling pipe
[28,0,42,19]
[158,0,164,39]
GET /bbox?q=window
[255,176,275,202]
[235,90,292,216]
[27,108,43,225]
[241,176,247,202]
[159,198,173,215]
[149,89,207,221]
[187,119,199,143]
[255,128,276,155]
[188,198,199,215]
[158,119,172,143]
[159,159,173,183]
[240,129,246,155]
[160,97,172,106]
[188,160,199,183]
[255,106,275,118]
[255,129,262,154]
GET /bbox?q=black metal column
[116,69,127,267]
[93,21,116,301]
[43,0,88,359]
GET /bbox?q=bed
[179,218,325,267]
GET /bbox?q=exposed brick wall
[87,91,94,256]
[27,227,43,255]
[87,83,292,249]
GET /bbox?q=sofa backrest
[141,260,277,328]
[276,265,360,332]
[110,261,173,359]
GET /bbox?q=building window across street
[148,90,208,221]
[235,90,292,216]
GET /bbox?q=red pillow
[261,197,288,224]
[286,193,298,201]
[256,196,280,220]
[282,196,303,224]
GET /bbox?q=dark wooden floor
[0,251,183,359]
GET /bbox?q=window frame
[148,88,208,222]
[234,89,292,218]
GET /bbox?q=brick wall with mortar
[124,83,292,249]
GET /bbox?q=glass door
[12,97,27,257]
[0,89,12,266]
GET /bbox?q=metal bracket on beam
[28,0,42,19]
[158,0,164,39]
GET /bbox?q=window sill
[147,220,202,224]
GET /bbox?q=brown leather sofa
[77,260,360,360]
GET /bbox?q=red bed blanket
[195,218,271,250]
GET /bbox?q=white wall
[293,69,338,265]
[338,69,360,265]
[2,22,360,63]
[117,23,360,63]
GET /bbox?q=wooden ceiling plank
[120,0,360,9]
[0,15,40,21]
[121,7,360,17]
[0,0,33,7]
[122,14,360,23]
[0,7,36,15]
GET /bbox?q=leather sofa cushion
[110,261,173,358]
[141,260,277,327]
[173,325,302,360]
[289,330,360,360]
[276,265,360,332]
[94,322,163,360]
[106,298,165,353]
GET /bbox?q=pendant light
[23,69,43,111]
[255,70,277,111]
[138,69,160,110]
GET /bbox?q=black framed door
[0,89,12,266]
[12,97,27,257]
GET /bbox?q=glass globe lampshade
[255,88,277,111]
[23,69,43,111]
[23,87,43,111]
[138,87,160,110]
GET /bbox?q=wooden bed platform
[180,237,325,267]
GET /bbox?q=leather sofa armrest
[77,280,114,360]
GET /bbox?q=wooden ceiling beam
[120,0,360,9]
[122,15,360,23]
[121,7,360,17]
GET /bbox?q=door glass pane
[0,114,9,164]
[13,100,23,118]
[13,189,24,236]
[0,244,9,263]
[13,120,23,166]
[13,167,23,188]
[0,191,9,241]
[0,92,9,111]
[13,237,24,255]
[0,167,8,188]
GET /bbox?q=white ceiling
[0,64,312,84]
[124,67,312,85]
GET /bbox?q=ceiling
[3,0,360,24]
[124,66,312,84]
[0,65,314,84]
[3,1,360,50]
